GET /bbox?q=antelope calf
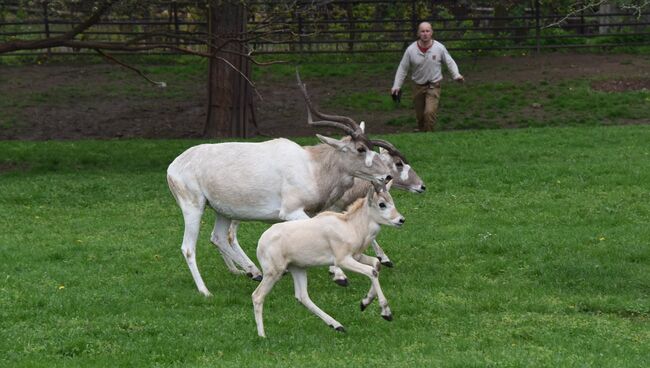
[327,141,425,286]
[252,182,404,337]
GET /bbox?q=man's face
[418,24,432,42]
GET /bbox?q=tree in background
[0,0,294,138]
[1,0,647,137]
[206,0,253,138]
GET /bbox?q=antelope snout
[394,216,406,227]
[407,183,426,193]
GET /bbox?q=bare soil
[0,53,648,140]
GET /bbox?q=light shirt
[392,40,461,89]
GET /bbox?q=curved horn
[296,69,362,137]
[371,139,409,164]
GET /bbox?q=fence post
[297,8,303,54]
[411,0,417,38]
[172,0,180,47]
[579,0,585,34]
[346,0,354,52]
[43,0,51,57]
[534,0,540,54]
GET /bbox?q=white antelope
[220,141,424,279]
[326,139,425,286]
[253,182,404,337]
[167,76,391,297]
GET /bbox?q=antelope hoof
[334,278,349,287]
[382,314,393,322]
[331,325,346,333]
[247,273,263,282]
[378,257,394,268]
[360,301,369,312]
[199,289,213,298]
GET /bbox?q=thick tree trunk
[205,0,255,138]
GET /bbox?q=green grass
[331,78,650,130]
[1,126,649,367]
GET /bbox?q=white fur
[400,164,411,181]
[326,148,425,282]
[167,136,390,296]
[252,185,404,337]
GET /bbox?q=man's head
[417,22,433,43]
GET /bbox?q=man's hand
[391,88,402,103]
[455,75,465,83]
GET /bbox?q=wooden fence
[1,0,649,56]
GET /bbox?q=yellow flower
[58,285,65,290]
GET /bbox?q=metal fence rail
[1,0,648,56]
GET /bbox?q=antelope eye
[357,147,366,153]
[379,202,387,209]
[396,162,404,168]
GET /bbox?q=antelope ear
[316,134,347,151]
[385,179,393,191]
[360,121,365,133]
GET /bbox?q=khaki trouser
[412,82,441,132]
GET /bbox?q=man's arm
[442,46,464,82]
[391,49,411,93]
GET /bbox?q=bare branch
[621,0,650,18]
[61,1,114,40]
[543,0,607,29]
[0,0,113,53]
[94,49,166,88]
[213,55,263,101]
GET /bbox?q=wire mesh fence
[1,0,648,56]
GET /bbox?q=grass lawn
[1,126,649,367]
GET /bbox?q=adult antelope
[326,139,425,285]
[167,75,391,297]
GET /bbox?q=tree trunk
[599,3,617,35]
[205,0,255,138]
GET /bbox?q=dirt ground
[0,53,648,140]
